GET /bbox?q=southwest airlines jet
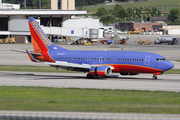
[27,18,174,80]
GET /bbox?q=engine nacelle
[89,66,112,77]
[120,73,139,75]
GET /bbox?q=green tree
[168,8,180,22]
[100,14,115,25]
[151,7,161,16]
[127,7,133,20]
[96,7,107,17]
[113,4,126,20]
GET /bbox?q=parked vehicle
[119,36,129,40]
[136,40,153,45]
[107,39,114,44]
[119,40,128,44]
[128,29,140,34]
[115,30,127,34]
[154,37,178,45]
[1,38,15,44]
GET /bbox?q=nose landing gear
[152,72,163,80]
[152,75,157,80]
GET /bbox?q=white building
[0,0,20,9]
[0,0,101,43]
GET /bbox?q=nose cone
[163,61,174,71]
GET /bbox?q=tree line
[3,0,105,8]
[95,4,180,25]
[3,0,179,25]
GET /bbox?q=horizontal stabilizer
[10,49,42,56]
[26,50,40,62]
[10,49,26,53]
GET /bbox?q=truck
[128,29,140,34]
[135,40,153,45]
[154,37,179,45]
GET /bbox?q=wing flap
[44,61,91,70]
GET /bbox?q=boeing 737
[26,18,174,79]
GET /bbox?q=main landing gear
[86,74,94,79]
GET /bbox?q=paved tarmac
[0,35,180,92]
[0,35,180,119]
[1,111,180,120]
[0,35,180,68]
[1,71,180,92]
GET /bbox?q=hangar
[0,0,101,43]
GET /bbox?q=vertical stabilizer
[28,18,53,52]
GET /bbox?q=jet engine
[88,66,113,77]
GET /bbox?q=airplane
[26,17,174,80]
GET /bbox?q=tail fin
[28,18,53,52]
[28,17,66,52]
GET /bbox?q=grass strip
[0,86,180,114]
[0,65,179,74]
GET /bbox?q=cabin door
[99,56,103,63]
[145,55,150,66]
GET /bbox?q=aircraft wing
[44,61,91,71]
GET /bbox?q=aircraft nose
[165,61,174,71]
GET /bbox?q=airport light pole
[39,0,41,9]
[24,0,26,9]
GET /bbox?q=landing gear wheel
[152,75,157,80]
[86,74,93,79]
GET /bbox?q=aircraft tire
[87,74,93,79]
[152,75,157,80]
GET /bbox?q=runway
[1,111,180,120]
[1,71,180,92]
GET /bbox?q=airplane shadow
[2,71,164,81]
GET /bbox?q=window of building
[58,0,61,10]
[0,17,8,31]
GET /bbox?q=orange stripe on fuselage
[89,71,96,76]
[96,64,163,73]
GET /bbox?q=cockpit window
[156,58,166,61]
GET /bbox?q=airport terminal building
[0,0,101,43]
